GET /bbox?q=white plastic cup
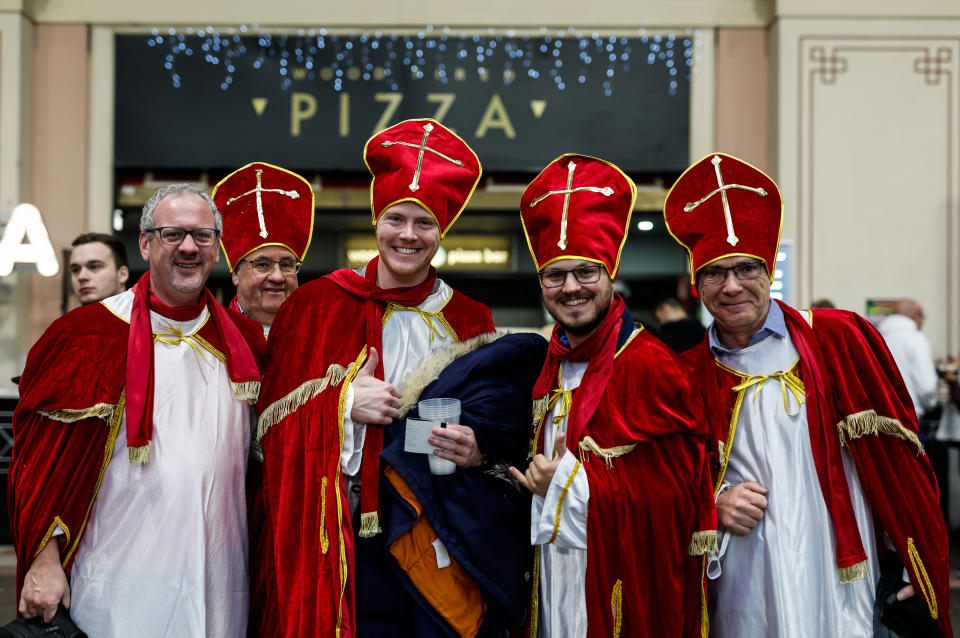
[418,398,460,475]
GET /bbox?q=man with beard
[212,162,315,337]
[509,154,716,637]
[253,119,529,637]
[665,153,951,637]
[11,184,265,636]
[68,233,129,305]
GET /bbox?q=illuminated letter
[0,203,60,276]
[291,92,317,137]
[475,94,516,139]
[427,93,456,123]
[373,93,404,134]
[340,93,350,137]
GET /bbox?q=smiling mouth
[394,247,420,255]
[560,297,590,307]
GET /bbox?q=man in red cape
[252,119,498,637]
[10,184,266,636]
[665,152,952,637]
[509,154,716,637]
[212,162,315,337]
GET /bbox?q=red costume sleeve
[577,331,715,638]
[9,304,128,600]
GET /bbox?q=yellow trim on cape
[335,346,368,637]
[837,409,924,455]
[906,537,938,619]
[611,578,623,638]
[34,516,70,559]
[256,363,350,442]
[547,460,580,544]
[362,117,482,238]
[63,389,126,565]
[578,436,636,469]
[320,476,329,555]
[529,546,541,637]
[700,557,710,637]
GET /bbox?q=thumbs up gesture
[350,347,402,425]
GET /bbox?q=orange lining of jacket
[384,465,486,637]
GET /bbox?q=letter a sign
[0,203,60,276]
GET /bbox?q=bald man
[878,298,938,419]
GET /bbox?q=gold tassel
[610,579,623,638]
[688,530,719,556]
[358,511,382,538]
[128,441,151,465]
[837,410,924,455]
[532,396,550,432]
[39,402,115,423]
[838,559,868,583]
[231,380,261,405]
[257,364,349,441]
[578,436,637,469]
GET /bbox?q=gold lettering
[291,93,317,137]
[372,92,404,134]
[427,93,456,123]
[475,94,516,139]
[339,93,350,137]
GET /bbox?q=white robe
[340,278,458,482]
[530,360,590,638]
[709,325,880,638]
[69,290,251,637]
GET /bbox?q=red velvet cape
[529,327,716,638]
[683,302,952,637]
[9,296,266,602]
[252,275,493,638]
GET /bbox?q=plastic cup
[418,398,460,475]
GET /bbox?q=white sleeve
[912,335,939,412]
[531,452,589,549]
[340,386,366,476]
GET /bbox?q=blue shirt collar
[708,299,786,356]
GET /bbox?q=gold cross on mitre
[683,155,767,247]
[225,169,301,239]
[380,122,465,192]
[529,160,615,250]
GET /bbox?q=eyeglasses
[539,264,604,288]
[147,226,220,247]
[239,258,302,275]
[699,260,765,286]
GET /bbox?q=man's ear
[117,265,130,287]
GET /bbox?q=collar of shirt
[709,299,786,356]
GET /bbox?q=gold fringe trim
[907,537,938,619]
[128,441,151,465]
[397,331,501,417]
[611,579,623,638]
[837,409,924,455]
[838,559,868,584]
[320,477,329,555]
[38,403,115,423]
[578,436,637,469]
[688,529,719,556]
[256,363,350,442]
[358,511,382,538]
[532,396,550,433]
[231,380,261,405]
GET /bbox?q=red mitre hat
[363,118,481,237]
[663,153,782,284]
[520,154,636,279]
[212,162,315,271]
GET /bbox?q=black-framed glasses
[539,264,604,288]
[699,260,765,286]
[239,258,302,275]
[146,226,220,247]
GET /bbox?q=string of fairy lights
[146,25,699,97]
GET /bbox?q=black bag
[0,605,86,638]
[874,553,942,638]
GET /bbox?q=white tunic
[69,290,251,638]
[341,277,458,477]
[709,326,880,638]
[530,360,590,638]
